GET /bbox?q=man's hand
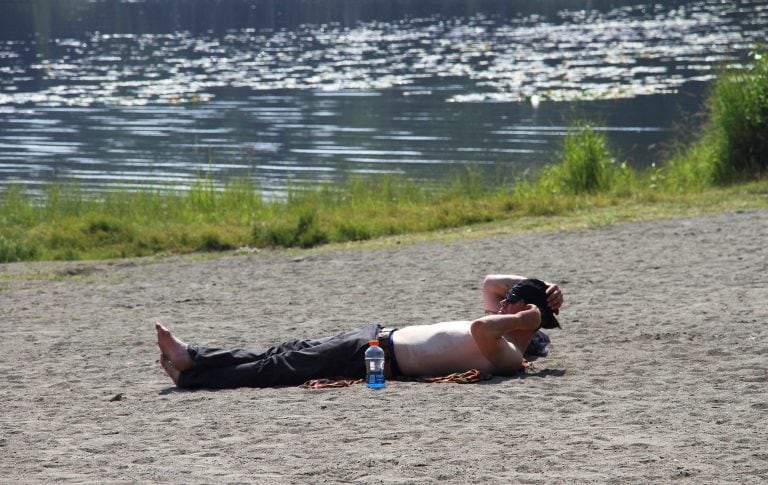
[545,283,563,315]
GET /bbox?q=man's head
[504,278,561,329]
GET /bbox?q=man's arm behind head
[469,306,541,374]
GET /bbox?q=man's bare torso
[393,321,518,376]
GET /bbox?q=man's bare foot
[159,353,180,385]
[155,322,195,372]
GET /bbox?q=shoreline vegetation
[1,52,767,264]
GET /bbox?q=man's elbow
[482,275,505,293]
[471,319,501,341]
[482,275,494,293]
[470,319,487,341]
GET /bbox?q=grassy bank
[1,52,767,263]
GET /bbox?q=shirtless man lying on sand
[156,274,563,389]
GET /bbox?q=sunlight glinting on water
[0,0,765,194]
[2,2,763,107]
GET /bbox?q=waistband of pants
[377,327,401,379]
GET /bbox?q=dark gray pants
[177,323,381,389]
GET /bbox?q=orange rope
[417,369,491,384]
[299,360,531,389]
[298,364,528,389]
[300,378,363,389]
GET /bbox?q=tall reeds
[661,50,768,189]
[708,50,768,182]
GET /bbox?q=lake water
[1,0,766,197]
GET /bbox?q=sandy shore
[1,210,767,483]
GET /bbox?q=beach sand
[1,210,767,483]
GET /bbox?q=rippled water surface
[0,0,766,195]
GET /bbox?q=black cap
[505,278,561,329]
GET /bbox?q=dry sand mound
[1,210,766,483]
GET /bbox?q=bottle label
[365,358,385,388]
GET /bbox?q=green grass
[1,51,767,263]
[709,50,768,183]
[661,49,768,189]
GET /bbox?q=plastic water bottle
[365,340,386,389]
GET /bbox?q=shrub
[251,209,329,248]
[707,50,768,183]
[337,221,373,241]
[81,217,134,245]
[524,124,633,197]
[0,235,39,263]
[295,211,330,247]
[659,144,716,192]
[198,231,236,252]
[560,124,615,193]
